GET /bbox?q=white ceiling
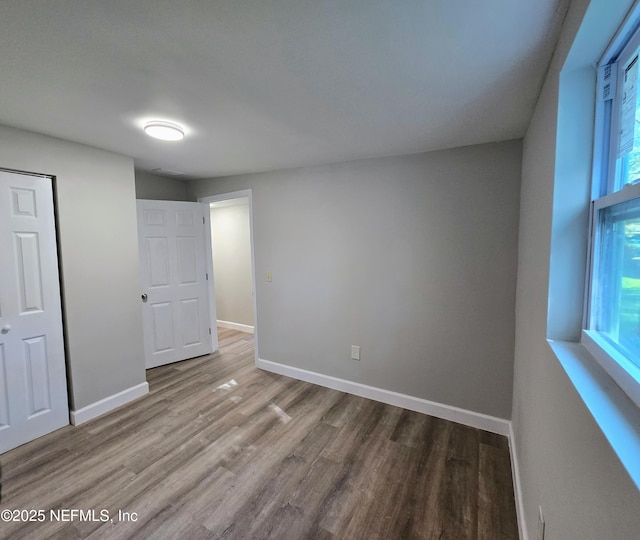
[0,0,568,179]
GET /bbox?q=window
[585,18,640,409]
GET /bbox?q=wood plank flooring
[0,329,518,539]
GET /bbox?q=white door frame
[198,190,259,366]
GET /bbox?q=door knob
[141,294,148,302]
[1,325,10,334]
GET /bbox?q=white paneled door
[0,170,69,454]
[137,200,213,368]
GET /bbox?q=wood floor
[0,329,518,539]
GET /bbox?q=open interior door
[137,200,214,369]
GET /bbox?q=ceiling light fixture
[143,121,185,141]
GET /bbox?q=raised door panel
[151,302,175,353]
[23,335,51,417]
[14,232,44,314]
[177,237,197,285]
[180,298,201,347]
[147,237,170,288]
[176,211,194,226]
[11,187,37,217]
[143,209,165,227]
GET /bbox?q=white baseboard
[509,422,528,540]
[70,382,149,426]
[257,358,510,436]
[217,320,255,334]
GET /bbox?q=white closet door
[0,170,68,454]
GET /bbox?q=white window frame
[584,14,640,411]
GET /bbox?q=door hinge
[206,273,209,280]
[209,328,212,335]
[203,216,205,224]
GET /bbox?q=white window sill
[547,339,640,490]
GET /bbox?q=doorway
[199,191,258,364]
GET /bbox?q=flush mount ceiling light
[143,121,185,141]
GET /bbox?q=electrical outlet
[351,345,360,360]
[265,271,272,282]
[538,506,545,540]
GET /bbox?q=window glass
[595,198,640,368]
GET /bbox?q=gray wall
[0,124,146,410]
[190,141,521,419]
[211,201,254,327]
[135,170,188,201]
[512,0,640,538]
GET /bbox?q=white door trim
[198,190,258,366]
